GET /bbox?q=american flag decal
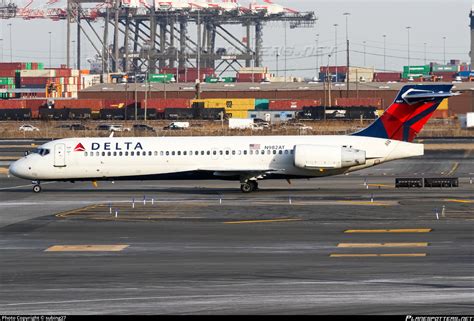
[249,144,260,150]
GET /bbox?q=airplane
[9,84,457,193]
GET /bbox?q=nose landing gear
[32,181,42,193]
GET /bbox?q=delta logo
[74,143,86,152]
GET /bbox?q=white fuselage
[9,135,423,182]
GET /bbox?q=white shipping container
[71,70,80,77]
[467,112,474,128]
[20,69,56,77]
[229,118,254,129]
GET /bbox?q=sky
[0,0,471,77]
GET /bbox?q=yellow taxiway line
[223,218,303,224]
[337,201,390,206]
[444,199,474,204]
[330,253,426,258]
[0,168,9,174]
[45,245,129,252]
[337,243,428,248]
[344,228,432,233]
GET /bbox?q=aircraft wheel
[249,181,259,191]
[33,185,42,193]
[240,182,253,193]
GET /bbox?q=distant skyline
[0,0,471,77]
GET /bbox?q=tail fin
[353,84,457,142]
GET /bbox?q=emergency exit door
[54,143,66,167]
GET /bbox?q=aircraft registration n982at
[9,84,457,193]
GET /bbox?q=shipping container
[226,110,250,119]
[403,65,430,78]
[431,71,456,81]
[192,98,255,110]
[301,106,377,120]
[269,99,321,110]
[205,76,219,83]
[238,67,268,74]
[148,73,175,83]
[432,65,459,72]
[53,99,105,111]
[255,99,269,110]
[373,72,401,82]
[142,98,190,109]
[193,107,225,120]
[320,66,348,75]
[20,70,56,78]
[334,98,382,108]
[236,73,266,82]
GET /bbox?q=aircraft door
[54,143,66,167]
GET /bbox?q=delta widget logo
[74,143,86,152]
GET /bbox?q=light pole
[333,23,338,81]
[8,23,12,62]
[48,32,52,68]
[315,33,319,78]
[363,41,366,66]
[71,40,76,69]
[383,35,386,71]
[275,48,280,77]
[423,42,427,65]
[343,12,350,96]
[406,26,411,68]
[443,36,446,64]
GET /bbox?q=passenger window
[201,151,204,155]
[207,151,211,155]
[178,151,181,156]
[183,151,187,156]
[85,152,88,156]
[267,150,271,155]
[290,150,294,154]
[125,151,129,156]
[96,152,100,156]
[154,151,158,156]
[166,151,169,156]
[273,150,277,155]
[250,150,253,155]
[244,150,247,155]
[149,151,152,156]
[219,150,223,155]
[131,151,135,156]
[160,151,164,156]
[225,150,229,155]
[107,152,111,156]
[238,150,242,155]
[172,151,175,156]
[213,151,217,155]
[113,151,117,156]
[232,150,235,155]
[119,151,123,156]
[137,151,140,156]
[284,150,289,155]
[279,150,283,155]
[255,150,259,155]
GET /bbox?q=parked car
[282,122,313,131]
[55,124,89,130]
[19,124,39,132]
[132,124,156,132]
[163,122,190,130]
[96,124,130,132]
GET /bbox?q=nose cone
[9,159,31,179]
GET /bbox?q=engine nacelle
[294,145,366,169]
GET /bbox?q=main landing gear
[240,181,258,193]
[32,181,41,193]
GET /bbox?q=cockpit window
[31,148,50,156]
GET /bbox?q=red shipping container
[431,72,456,80]
[0,62,24,70]
[269,99,321,110]
[103,99,136,109]
[141,98,190,109]
[237,73,265,82]
[320,66,348,74]
[20,77,51,85]
[335,98,382,108]
[54,99,104,111]
[0,70,17,77]
[373,72,401,82]
[0,100,26,109]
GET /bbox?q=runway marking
[0,167,9,174]
[0,144,36,148]
[330,253,426,258]
[344,229,432,233]
[444,199,474,204]
[0,156,20,160]
[223,218,303,224]
[337,243,428,248]
[367,184,393,188]
[55,205,100,218]
[444,162,459,176]
[337,201,391,206]
[0,181,55,191]
[45,245,129,252]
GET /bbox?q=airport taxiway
[0,142,473,314]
